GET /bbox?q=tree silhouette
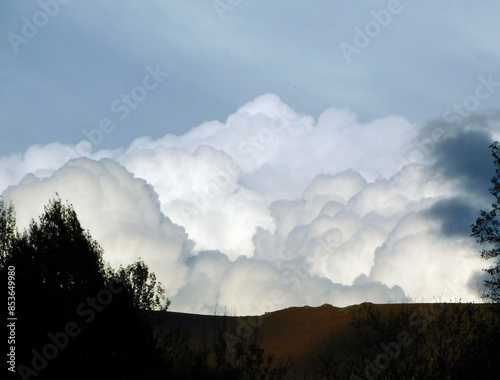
[115,258,170,311]
[471,141,500,302]
[0,197,166,379]
[2,196,289,379]
[18,197,106,293]
[314,303,500,379]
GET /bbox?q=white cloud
[1,94,492,314]
[3,158,193,296]
[369,211,484,302]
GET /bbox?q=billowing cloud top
[1,94,496,314]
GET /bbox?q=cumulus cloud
[2,94,497,314]
[3,158,193,295]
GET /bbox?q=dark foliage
[471,141,500,302]
[313,302,500,380]
[1,196,286,379]
[1,197,165,379]
[114,258,170,311]
[155,315,291,379]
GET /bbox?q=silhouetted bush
[313,302,500,380]
[155,314,291,379]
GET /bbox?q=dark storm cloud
[466,269,490,298]
[425,197,477,237]
[432,129,496,196]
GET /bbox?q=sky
[1,1,500,315]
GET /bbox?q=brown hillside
[151,302,491,377]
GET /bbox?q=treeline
[311,302,500,379]
[0,197,289,379]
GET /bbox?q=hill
[151,302,491,378]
